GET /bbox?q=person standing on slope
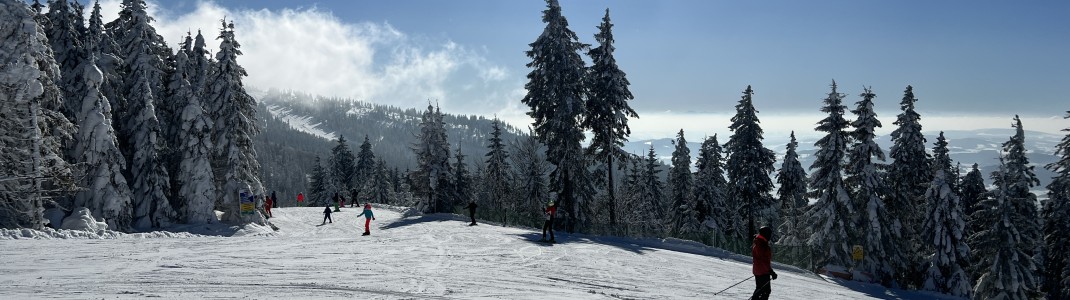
[361,203,376,236]
[540,200,557,243]
[322,205,333,225]
[271,191,278,208]
[751,226,777,300]
[332,192,341,212]
[297,192,305,206]
[464,201,478,226]
[264,195,273,218]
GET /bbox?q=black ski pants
[751,274,771,300]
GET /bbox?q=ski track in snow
[0,207,960,299]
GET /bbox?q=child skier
[361,203,376,236]
[264,196,273,218]
[322,205,333,225]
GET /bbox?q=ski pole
[711,275,754,296]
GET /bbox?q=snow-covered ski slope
[0,206,960,299]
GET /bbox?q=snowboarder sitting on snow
[361,203,376,236]
[322,205,333,225]
[751,226,776,300]
[464,201,478,226]
[540,200,557,243]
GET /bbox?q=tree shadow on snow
[508,232,657,253]
[379,213,468,230]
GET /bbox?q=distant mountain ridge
[252,89,527,200]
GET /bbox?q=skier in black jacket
[322,205,333,225]
[464,201,478,226]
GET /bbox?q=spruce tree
[0,2,76,229]
[207,20,264,224]
[960,163,987,251]
[484,119,512,223]
[1000,116,1041,253]
[109,0,173,140]
[44,0,85,120]
[845,87,903,285]
[637,146,666,233]
[521,0,588,233]
[411,104,452,213]
[308,156,329,206]
[328,135,356,197]
[86,0,125,121]
[72,54,134,231]
[693,135,730,235]
[887,85,932,283]
[1042,111,1070,299]
[511,132,549,223]
[355,135,376,198]
[584,8,637,226]
[921,132,971,297]
[453,147,472,210]
[667,129,696,236]
[971,161,1040,299]
[776,132,809,247]
[174,47,217,224]
[127,78,174,230]
[370,159,393,204]
[806,81,854,269]
[725,85,777,237]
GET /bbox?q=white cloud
[95,0,515,114]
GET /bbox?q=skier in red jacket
[540,200,557,243]
[751,226,777,300]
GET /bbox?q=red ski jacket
[752,234,772,276]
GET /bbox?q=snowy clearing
[0,206,960,299]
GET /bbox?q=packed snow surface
[0,206,960,299]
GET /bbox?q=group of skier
[320,199,376,236]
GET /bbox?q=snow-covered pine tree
[308,156,329,207]
[355,135,376,198]
[971,161,1040,300]
[725,85,777,237]
[617,155,643,226]
[960,163,986,261]
[368,159,393,204]
[921,132,971,297]
[108,0,172,138]
[484,119,512,223]
[1041,110,1070,299]
[0,1,76,229]
[86,0,126,123]
[844,87,904,286]
[1000,116,1041,254]
[44,0,85,120]
[173,47,217,225]
[71,53,134,231]
[410,104,453,213]
[886,85,932,284]
[207,20,264,224]
[806,81,854,269]
[775,132,809,248]
[583,8,637,226]
[694,135,731,236]
[637,146,666,234]
[453,146,473,210]
[328,135,356,198]
[511,132,549,224]
[189,30,212,97]
[126,77,174,230]
[521,0,588,233]
[667,129,697,237]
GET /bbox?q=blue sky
[100,0,1070,139]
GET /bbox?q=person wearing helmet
[540,199,558,243]
[361,203,376,236]
[751,226,777,300]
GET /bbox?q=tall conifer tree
[521,0,588,232]
[725,86,776,237]
[484,119,512,223]
[806,81,854,269]
[693,135,730,235]
[584,8,637,226]
[887,86,931,283]
[667,129,696,236]
[921,132,971,297]
[775,132,808,247]
[1042,110,1070,299]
